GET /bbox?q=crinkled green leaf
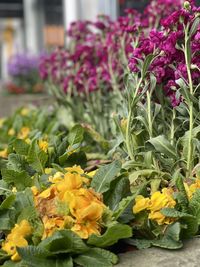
[18,246,73,267]
[27,140,47,173]
[38,230,89,254]
[1,169,32,190]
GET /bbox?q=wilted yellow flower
[133,195,150,214]
[2,220,32,261]
[20,108,30,116]
[18,127,30,139]
[42,215,74,239]
[38,140,49,153]
[8,128,15,136]
[0,148,8,158]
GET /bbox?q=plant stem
[184,24,194,177]
[125,77,143,160]
[147,91,153,138]
[170,108,176,146]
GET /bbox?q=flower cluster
[8,54,39,77]
[32,165,105,239]
[129,0,200,106]
[133,188,176,225]
[39,0,183,95]
[6,53,44,94]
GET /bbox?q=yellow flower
[31,186,39,196]
[17,127,30,139]
[65,165,84,174]
[63,188,105,224]
[8,128,15,136]
[49,172,65,183]
[45,168,53,174]
[12,187,17,193]
[148,211,174,225]
[0,148,8,158]
[133,188,176,225]
[71,221,101,239]
[20,108,30,116]
[86,170,97,178]
[41,215,74,239]
[133,195,150,214]
[25,138,31,144]
[149,188,176,212]
[38,140,49,153]
[2,220,32,261]
[66,145,77,156]
[0,118,5,128]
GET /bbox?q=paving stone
[117,238,200,267]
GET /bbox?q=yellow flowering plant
[0,160,133,266]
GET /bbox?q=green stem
[147,91,153,138]
[184,24,194,177]
[170,109,176,146]
[125,77,143,160]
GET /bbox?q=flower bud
[191,64,197,70]
[183,1,191,10]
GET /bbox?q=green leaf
[141,54,155,78]
[60,151,87,168]
[14,139,29,156]
[113,183,147,220]
[38,230,89,254]
[74,248,118,267]
[1,169,32,190]
[189,17,200,37]
[0,194,16,210]
[68,124,84,146]
[0,208,16,230]
[104,177,131,211]
[148,135,177,159]
[152,238,182,249]
[7,154,28,172]
[125,238,152,249]
[91,160,121,193]
[161,208,194,219]
[18,246,73,267]
[87,223,132,247]
[15,188,34,211]
[27,140,47,173]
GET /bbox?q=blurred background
[0,0,156,81]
